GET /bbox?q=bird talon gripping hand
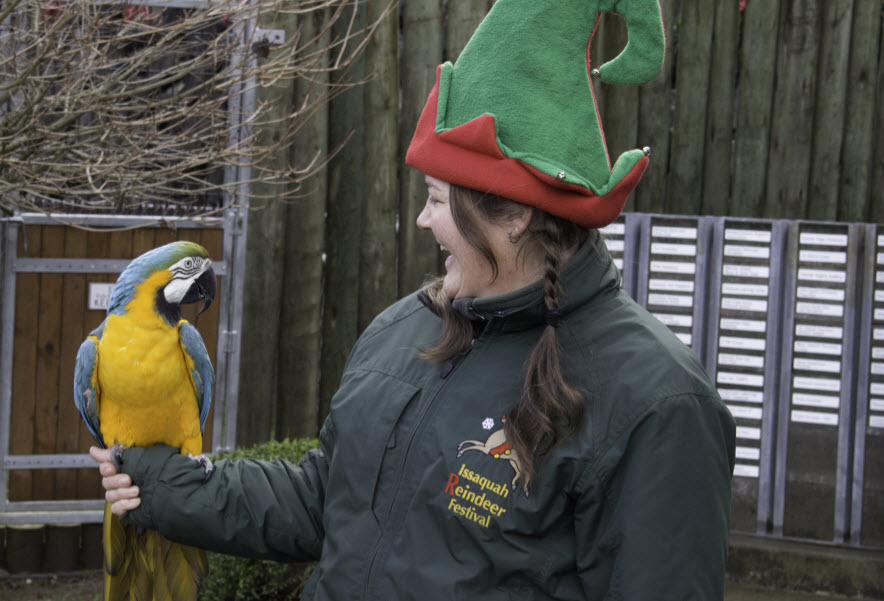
[74,241,216,601]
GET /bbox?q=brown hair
[420,184,588,491]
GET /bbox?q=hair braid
[504,217,585,491]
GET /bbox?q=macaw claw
[110,443,127,473]
[188,453,214,481]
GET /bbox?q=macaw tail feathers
[103,503,208,601]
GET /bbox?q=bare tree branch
[0,0,390,227]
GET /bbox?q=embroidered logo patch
[457,415,523,491]
[443,416,524,528]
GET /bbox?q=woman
[95,0,736,598]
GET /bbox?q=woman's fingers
[110,497,141,517]
[102,473,132,490]
[89,446,112,464]
[106,485,139,503]
[90,446,142,516]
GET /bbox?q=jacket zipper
[361,336,480,599]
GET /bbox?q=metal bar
[772,221,800,537]
[693,216,713,366]
[759,219,788,535]
[3,453,97,469]
[1,499,104,513]
[18,213,224,228]
[834,224,864,542]
[851,224,877,545]
[218,207,247,451]
[703,216,724,380]
[634,213,652,306]
[0,222,20,517]
[622,213,642,299]
[1,506,103,526]
[217,1,259,450]
[12,257,228,276]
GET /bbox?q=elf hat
[405,0,665,229]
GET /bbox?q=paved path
[727,583,855,600]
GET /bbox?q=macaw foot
[109,444,127,473]
[188,453,214,481]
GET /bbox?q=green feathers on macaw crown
[107,241,215,320]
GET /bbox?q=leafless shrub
[0,0,384,225]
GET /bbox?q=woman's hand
[90,446,142,517]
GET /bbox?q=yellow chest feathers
[96,274,202,452]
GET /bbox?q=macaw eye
[185,259,193,269]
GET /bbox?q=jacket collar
[423,232,621,332]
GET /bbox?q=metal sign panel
[705,218,784,534]
[635,215,710,357]
[599,214,641,298]
[773,222,860,542]
[853,227,884,546]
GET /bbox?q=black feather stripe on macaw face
[163,256,216,311]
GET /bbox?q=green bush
[198,438,320,601]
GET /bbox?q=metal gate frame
[0,211,247,525]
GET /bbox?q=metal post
[0,220,19,515]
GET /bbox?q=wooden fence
[235,0,884,445]
[3,0,880,450]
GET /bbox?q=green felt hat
[406,0,665,228]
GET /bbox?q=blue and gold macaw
[74,241,216,601]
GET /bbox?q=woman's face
[416,176,500,299]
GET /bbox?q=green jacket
[119,235,736,600]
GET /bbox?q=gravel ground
[0,573,866,601]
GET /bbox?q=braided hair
[420,184,589,491]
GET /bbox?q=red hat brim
[405,66,648,229]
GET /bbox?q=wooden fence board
[668,0,715,214]
[357,0,398,332]
[701,0,741,215]
[55,228,87,500]
[807,0,854,221]
[9,226,42,501]
[398,0,444,297]
[446,0,486,61]
[730,0,782,217]
[33,231,64,500]
[840,1,882,222]
[277,9,330,439]
[873,16,884,225]
[320,7,367,423]
[634,0,679,213]
[235,5,300,446]
[765,0,821,218]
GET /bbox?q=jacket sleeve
[118,420,334,562]
[574,392,736,601]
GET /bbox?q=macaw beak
[182,265,216,315]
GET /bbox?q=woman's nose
[416,201,430,230]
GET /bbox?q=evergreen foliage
[198,438,320,601]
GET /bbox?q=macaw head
[108,240,216,324]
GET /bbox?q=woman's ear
[508,205,534,240]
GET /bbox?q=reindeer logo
[457,416,524,492]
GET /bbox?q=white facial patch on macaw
[164,256,212,304]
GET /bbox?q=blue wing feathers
[178,321,214,434]
[74,324,106,448]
